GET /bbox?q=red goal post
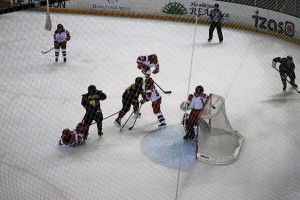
[195,94,244,165]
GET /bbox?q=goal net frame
[195,94,244,165]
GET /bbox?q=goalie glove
[180,101,189,111]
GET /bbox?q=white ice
[0,11,300,200]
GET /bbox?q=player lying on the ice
[59,122,88,147]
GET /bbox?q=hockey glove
[140,98,147,104]
[54,41,58,46]
[152,69,159,74]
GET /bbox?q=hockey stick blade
[163,91,172,94]
[41,47,54,54]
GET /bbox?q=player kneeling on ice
[59,122,88,147]
[141,77,166,127]
[137,54,160,77]
[272,56,297,91]
[180,86,209,140]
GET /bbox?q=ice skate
[283,85,286,91]
[55,58,58,62]
[98,131,103,136]
[114,118,121,127]
[158,123,166,128]
[63,58,66,62]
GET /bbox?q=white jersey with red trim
[54,30,70,43]
[187,93,207,110]
[145,85,161,102]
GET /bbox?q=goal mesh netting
[196,94,244,164]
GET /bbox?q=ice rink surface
[1,11,300,200]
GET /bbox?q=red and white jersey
[145,85,161,102]
[137,54,159,76]
[54,30,69,43]
[137,54,159,68]
[59,129,84,147]
[187,93,207,110]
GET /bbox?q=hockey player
[141,77,166,127]
[180,86,208,140]
[59,123,86,147]
[208,3,224,43]
[54,24,71,62]
[81,85,107,136]
[114,77,146,126]
[137,54,160,77]
[273,56,297,91]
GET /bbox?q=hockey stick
[120,111,134,131]
[88,111,119,125]
[273,65,300,93]
[41,47,54,54]
[140,70,171,94]
[153,81,172,94]
[128,104,142,130]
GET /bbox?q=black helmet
[88,85,96,94]
[195,85,204,93]
[287,56,293,61]
[135,77,143,86]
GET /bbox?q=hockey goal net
[195,94,244,165]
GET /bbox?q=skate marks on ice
[141,124,197,171]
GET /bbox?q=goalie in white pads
[180,85,208,140]
[141,77,166,127]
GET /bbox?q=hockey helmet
[287,56,293,61]
[62,128,71,136]
[195,85,204,93]
[88,85,96,94]
[135,77,143,86]
[214,3,219,8]
[145,77,154,86]
[57,24,63,30]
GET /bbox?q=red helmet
[62,128,71,136]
